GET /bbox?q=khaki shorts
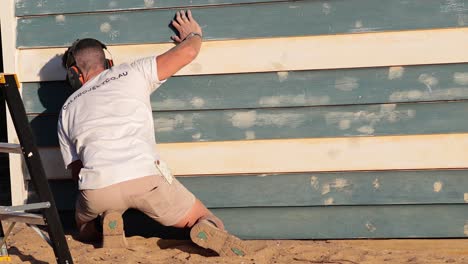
[75,175,195,226]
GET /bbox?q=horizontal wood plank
[33,134,468,178]
[21,63,468,113]
[38,170,468,210]
[15,0,285,16]
[18,28,468,82]
[212,205,468,239]
[16,0,468,47]
[27,101,468,145]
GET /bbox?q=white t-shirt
[58,56,165,190]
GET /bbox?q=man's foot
[102,211,128,248]
[190,219,248,257]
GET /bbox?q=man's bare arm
[68,160,83,182]
[156,10,203,81]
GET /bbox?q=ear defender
[65,38,114,90]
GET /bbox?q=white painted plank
[1,0,28,205]
[37,133,468,179]
[19,28,468,82]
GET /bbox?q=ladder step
[0,212,46,226]
[0,143,21,154]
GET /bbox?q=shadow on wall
[26,53,74,203]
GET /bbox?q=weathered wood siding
[2,0,468,238]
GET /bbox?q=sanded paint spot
[331,178,350,190]
[245,131,256,140]
[55,15,66,23]
[100,22,112,33]
[258,95,329,107]
[357,125,374,134]
[256,113,306,128]
[373,178,380,190]
[464,193,468,203]
[191,97,205,108]
[108,1,118,8]
[355,20,363,28]
[389,90,423,101]
[144,0,155,7]
[192,133,201,140]
[418,74,439,93]
[322,3,331,15]
[155,114,192,132]
[388,66,405,80]
[338,119,351,130]
[335,77,359,91]
[454,72,468,85]
[321,184,331,195]
[158,99,186,109]
[324,197,334,205]
[230,111,256,129]
[433,181,443,193]
[457,14,468,26]
[310,176,319,190]
[366,222,377,232]
[197,231,207,240]
[277,71,289,82]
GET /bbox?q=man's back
[58,57,165,190]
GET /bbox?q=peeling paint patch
[277,71,289,82]
[373,178,380,190]
[388,66,405,80]
[324,197,334,205]
[454,72,468,85]
[245,131,256,140]
[335,77,359,91]
[191,97,205,108]
[433,181,443,193]
[418,74,439,93]
[366,222,377,232]
[100,22,112,33]
[55,15,66,24]
[310,176,319,190]
[464,193,468,203]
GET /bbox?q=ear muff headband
[65,39,114,90]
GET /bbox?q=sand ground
[3,223,468,264]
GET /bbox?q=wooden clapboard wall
[3,0,468,238]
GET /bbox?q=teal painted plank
[212,205,468,239]
[15,0,284,16]
[17,0,468,47]
[41,170,468,210]
[28,101,468,146]
[22,63,468,113]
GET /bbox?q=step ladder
[0,74,73,263]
